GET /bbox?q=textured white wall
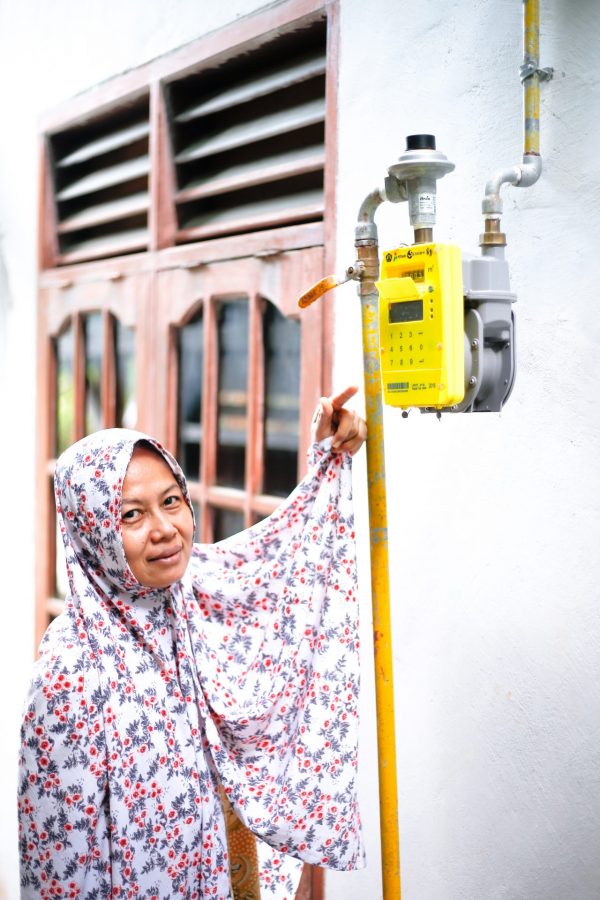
[330,1,600,898]
[0,1,598,898]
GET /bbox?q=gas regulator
[299,134,517,413]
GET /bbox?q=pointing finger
[330,385,358,411]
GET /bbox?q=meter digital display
[389,299,423,323]
[404,269,425,283]
[377,242,465,409]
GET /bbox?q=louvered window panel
[49,96,150,264]
[167,19,326,243]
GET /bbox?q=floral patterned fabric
[18,429,364,898]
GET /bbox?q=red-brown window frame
[36,4,339,893]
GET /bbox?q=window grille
[49,96,150,264]
[167,19,326,242]
[175,294,303,543]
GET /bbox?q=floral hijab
[18,429,364,898]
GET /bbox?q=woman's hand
[310,386,367,455]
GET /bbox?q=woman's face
[121,446,194,588]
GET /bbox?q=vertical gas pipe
[297,188,401,897]
[481,0,549,241]
[355,190,401,900]
[524,0,541,156]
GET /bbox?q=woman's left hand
[310,386,367,455]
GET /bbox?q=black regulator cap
[406,134,436,151]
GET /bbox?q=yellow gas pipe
[524,0,541,156]
[481,0,549,237]
[298,207,401,899]
[356,241,402,900]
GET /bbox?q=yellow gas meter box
[377,242,465,409]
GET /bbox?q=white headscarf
[18,429,364,898]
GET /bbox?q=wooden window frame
[36,0,339,600]
[157,245,326,541]
[36,6,339,893]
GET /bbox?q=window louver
[167,20,327,243]
[50,96,150,264]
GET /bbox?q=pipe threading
[479,217,507,247]
[414,227,433,244]
[356,243,380,295]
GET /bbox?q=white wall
[331,1,600,898]
[0,1,598,898]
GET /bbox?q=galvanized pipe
[482,0,546,219]
[295,188,401,896]
[356,187,387,243]
[523,0,541,156]
[355,192,401,898]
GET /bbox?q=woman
[18,389,367,898]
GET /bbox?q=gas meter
[379,134,516,413]
[298,133,517,414]
[377,241,464,409]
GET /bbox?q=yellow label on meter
[376,242,465,409]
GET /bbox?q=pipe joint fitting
[482,166,522,215]
[355,187,386,244]
[515,153,543,188]
[355,221,379,243]
[383,175,408,205]
[481,154,542,215]
[357,188,386,223]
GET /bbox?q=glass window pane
[178,311,203,480]
[263,302,300,496]
[84,312,103,434]
[115,319,137,429]
[216,300,248,489]
[212,507,244,542]
[54,323,74,456]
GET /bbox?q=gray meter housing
[450,250,516,412]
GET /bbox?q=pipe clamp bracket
[519,62,554,83]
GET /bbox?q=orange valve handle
[297,275,340,308]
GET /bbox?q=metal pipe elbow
[482,166,522,215]
[482,154,542,215]
[516,153,542,188]
[358,187,386,222]
[355,187,386,242]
